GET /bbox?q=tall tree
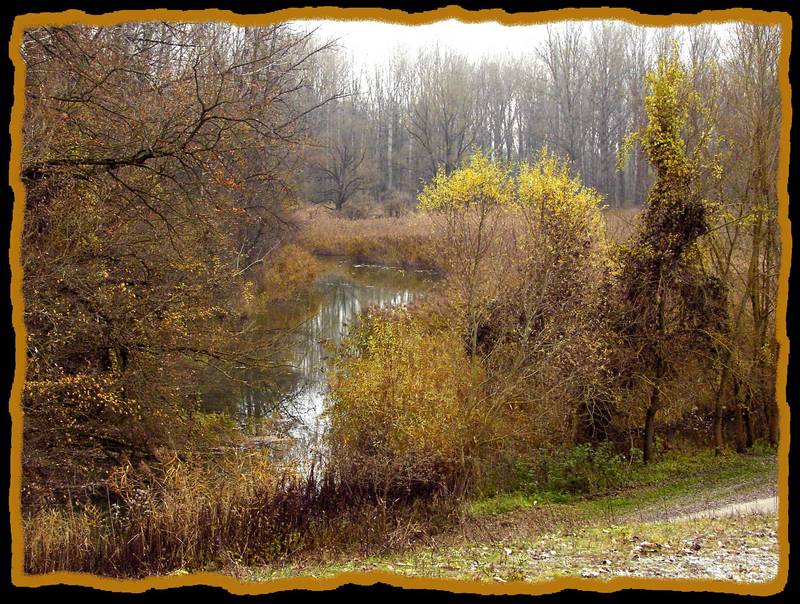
[616,45,726,463]
[20,23,337,500]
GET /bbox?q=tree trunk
[732,377,747,453]
[734,405,746,453]
[643,356,663,464]
[643,395,658,464]
[744,403,754,449]
[387,113,394,191]
[713,360,731,456]
[643,277,666,465]
[766,394,779,447]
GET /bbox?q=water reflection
[200,258,437,464]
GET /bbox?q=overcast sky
[292,19,553,69]
[290,19,736,71]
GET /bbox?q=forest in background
[296,21,759,213]
[15,19,783,577]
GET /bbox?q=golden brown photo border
[7,5,793,596]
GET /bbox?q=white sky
[290,19,737,71]
[293,19,551,69]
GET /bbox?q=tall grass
[297,213,440,270]
[296,208,639,271]
[603,207,641,243]
[24,452,456,577]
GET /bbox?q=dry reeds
[297,213,440,270]
[296,208,639,272]
[24,452,454,577]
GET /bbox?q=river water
[200,257,438,466]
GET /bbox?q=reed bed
[297,213,441,270]
[24,453,456,577]
[296,208,639,271]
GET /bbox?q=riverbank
[294,207,640,273]
[223,450,779,584]
[296,213,441,271]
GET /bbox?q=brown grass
[603,207,642,243]
[23,452,457,577]
[296,207,640,271]
[296,212,441,271]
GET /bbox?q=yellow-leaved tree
[615,44,727,463]
[418,150,515,360]
[328,148,615,500]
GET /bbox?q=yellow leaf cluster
[418,150,514,212]
[327,309,477,469]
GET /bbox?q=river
[200,257,438,466]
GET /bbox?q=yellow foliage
[417,148,606,255]
[418,150,514,212]
[515,147,607,249]
[327,309,478,486]
[259,243,321,302]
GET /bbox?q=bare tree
[407,46,479,179]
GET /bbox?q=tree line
[297,22,776,213]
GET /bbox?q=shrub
[417,150,616,451]
[24,444,460,577]
[326,307,479,499]
[533,443,631,495]
[258,243,320,303]
[488,443,634,497]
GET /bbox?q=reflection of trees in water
[297,273,420,389]
[199,365,299,425]
[198,294,320,424]
[287,272,419,445]
[200,260,435,456]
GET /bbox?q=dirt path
[676,496,778,521]
[385,496,780,584]
[378,475,782,583]
[241,503,779,584]
[620,473,777,524]
[239,456,781,585]
[447,473,778,548]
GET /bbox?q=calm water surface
[200,257,438,465]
